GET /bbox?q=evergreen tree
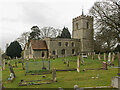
[6,41,22,58]
[58,27,71,38]
[28,26,40,40]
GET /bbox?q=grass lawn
[2,55,119,88]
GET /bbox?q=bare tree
[16,31,30,49]
[89,0,120,52]
[40,26,61,38]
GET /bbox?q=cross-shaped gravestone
[53,68,56,82]
[77,55,80,72]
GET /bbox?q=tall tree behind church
[28,26,41,40]
[58,27,71,38]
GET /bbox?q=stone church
[24,14,94,59]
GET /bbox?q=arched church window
[58,42,61,46]
[42,52,44,57]
[52,50,56,55]
[65,42,68,47]
[71,42,74,47]
[61,49,65,55]
[72,49,75,54]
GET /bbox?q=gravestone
[102,61,107,70]
[67,61,69,68]
[8,62,16,78]
[108,53,111,65]
[2,59,5,70]
[77,56,80,72]
[111,53,115,65]
[104,53,106,61]
[53,68,56,82]
[22,59,25,70]
[74,85,79,90]
[111,76,120,89]
[98,53,101,61]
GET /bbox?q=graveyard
[2,53,119,89]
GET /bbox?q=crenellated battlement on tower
[73,15,93,22]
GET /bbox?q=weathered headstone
[77,56,80,72]
[74,85,79,90]
[104,53,106,61]
[111,53,115,65]
[102,61,107,70]
[8,62,16,78]
[108,52,111,65]
[2,59,5,70]
[111,76,120,89]
[53,68,56,82]
[22,59,25,70]
[98,53,101,61]
[67,60,69,68]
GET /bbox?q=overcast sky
[0,0,98,51]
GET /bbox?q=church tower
[72,14,94,53]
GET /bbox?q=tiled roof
[30,40,48,50]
